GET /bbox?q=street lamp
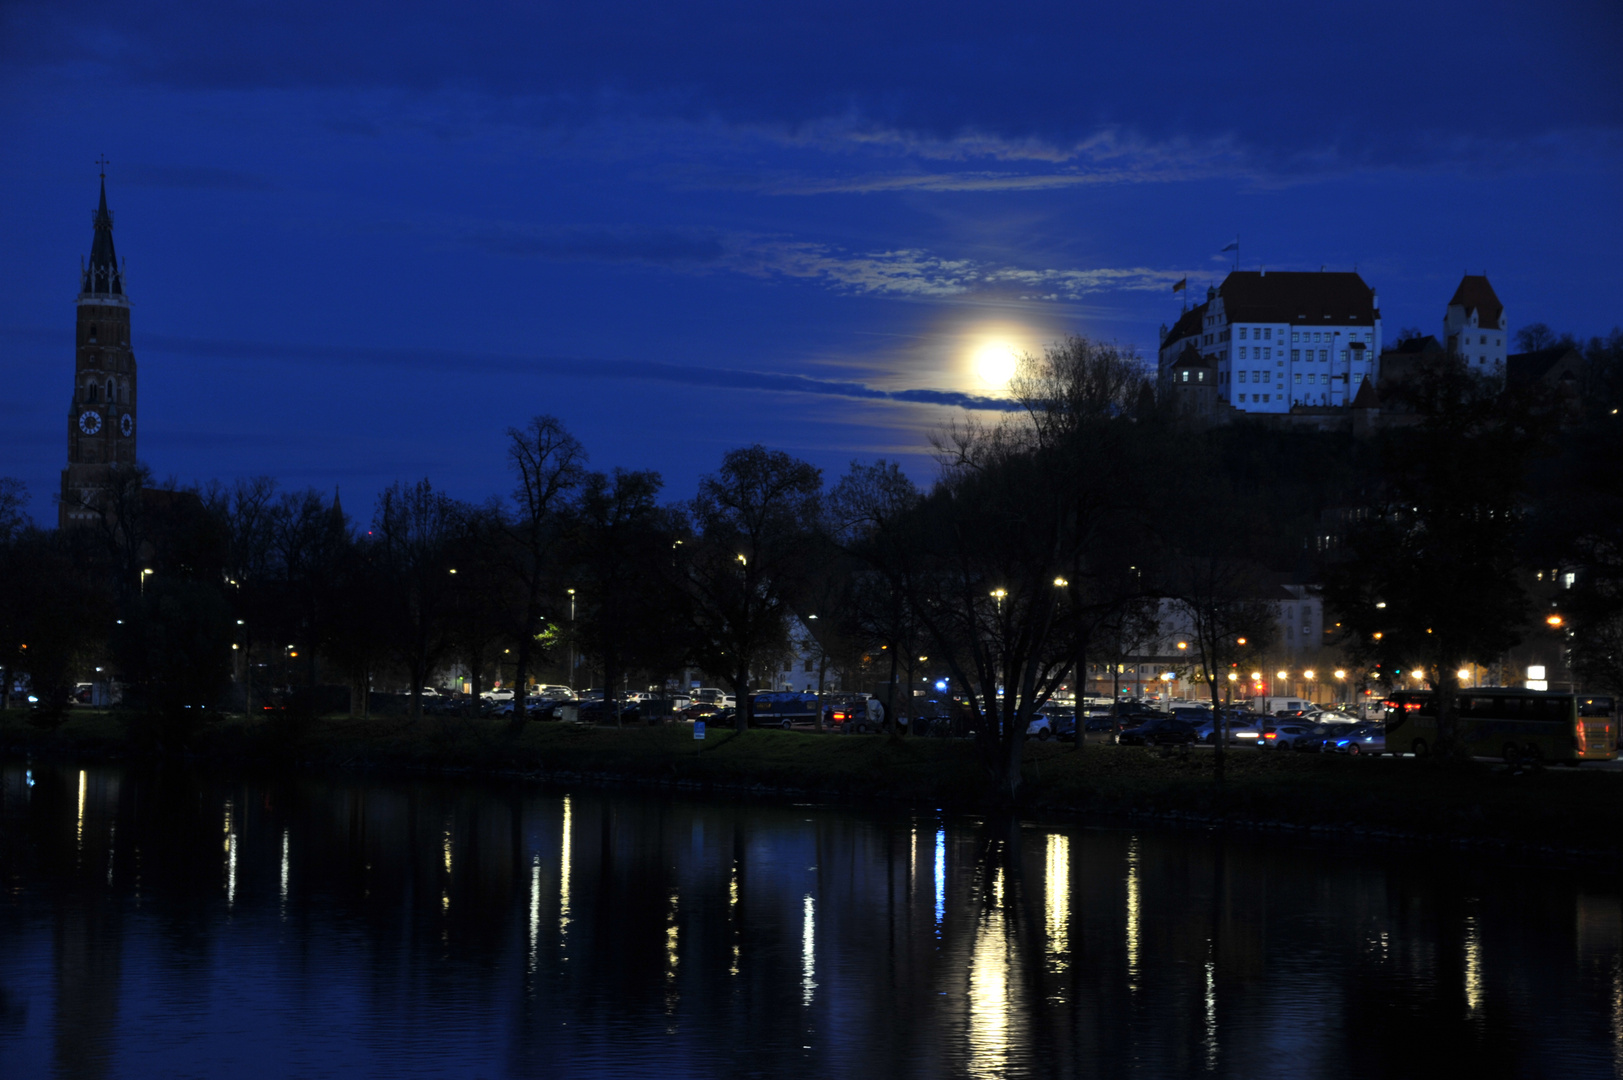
[140,568,154,595]
[990,588,1007,613]
[567,588,577,691]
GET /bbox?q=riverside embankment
[5,709,1621,864]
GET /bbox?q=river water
[1,759,1620,1079]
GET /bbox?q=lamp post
[567,588,576,691]
[140,568,154,596]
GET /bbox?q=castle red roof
[1447,275,1503,329]
[1217,271,1377,326]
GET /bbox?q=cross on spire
[95,155,109,179]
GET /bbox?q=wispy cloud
[466,222,1189,302]
[116,330,1024,412]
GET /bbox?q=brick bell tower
[60,163,138,528]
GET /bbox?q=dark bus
[1384,688,1616,763]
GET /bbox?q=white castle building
[1160,270,1382,414]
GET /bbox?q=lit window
[1294,373,1301,383]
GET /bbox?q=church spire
[81,158,124,298]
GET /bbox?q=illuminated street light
[1276,670,1287,680]
[1250,672,1262,682]
[1546,614,1564,627]
[1176,641,1188,651]
[1303,669,1316,680]
[1227,672,1238,682]
[1334,669,1347,680]
[1457,668,1472,681]
[1053,576,1068,587]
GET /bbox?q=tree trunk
[735,665,750,732]
[1073,637,1087,752]
[512,602,535,728]
[814,654,827,733]
[1001,725,1025,804]
[1434,665,1463,757]
[884,646,899,737]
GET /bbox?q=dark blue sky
[4,1,1620,519]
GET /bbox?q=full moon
[973,342,1018,386]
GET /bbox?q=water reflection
[1045,832,1069,972]
[1125,833,1141,992]
[1,760,1620,1079]
[967,866,1012,1079]
[224,799,237,909]
[1464,905,1483,1015]
[559,793,573,943]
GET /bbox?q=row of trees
[4,328,1622,791]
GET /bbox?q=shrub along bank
[4,710,1621,862]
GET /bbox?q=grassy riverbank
[5,709,1622,860]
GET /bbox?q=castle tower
[60,167,138,528]
[1443,274,1507,377]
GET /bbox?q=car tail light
[1263,732,1276,740]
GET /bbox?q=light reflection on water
[1,760,1621,1080]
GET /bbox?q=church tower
[60,167,138,528]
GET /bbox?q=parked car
[1326,724,1386,755]
[1116,718,1198,746]
[1114,701,1168,723]
[1027,714,1057,740]
[829,697,884,734]
[1263,721,1339,750]
[1195,718,1261,745]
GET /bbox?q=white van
[1250,697,1314,716]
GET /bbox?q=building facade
[1443,274,1506,374]
[60,174,138,528]
[1160,270,1382,415]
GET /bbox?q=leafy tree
[568,469,689,724]
[1322,361,1554,755]
[686,446,823,732]
[828,460,926,736]
[0,525,109,716]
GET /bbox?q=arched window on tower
[107,379,116,402]
[86,383,98,403]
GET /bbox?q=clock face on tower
[78,410,102,435]
[120,413,133,437]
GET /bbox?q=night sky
[4,1,1620,519]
